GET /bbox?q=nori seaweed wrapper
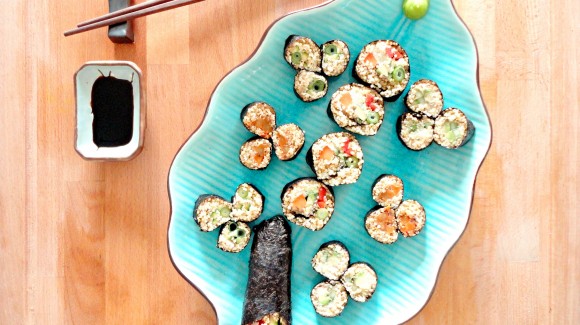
[242,216,292,325]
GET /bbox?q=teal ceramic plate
[168,0,491,324]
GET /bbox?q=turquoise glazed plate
[168,0,491,324]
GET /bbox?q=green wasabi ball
[403,0,429,20]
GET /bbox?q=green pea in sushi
[284,35,321,72]
[321,40,350,77]
[294,70,328,102]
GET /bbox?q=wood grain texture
[0,0,577,324]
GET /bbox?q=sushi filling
[194,196,232,232]
[245,313,288,325]
[434,108,469,148]
[396,200,426,237]
[341,263,378,302]
[294,70,328,102]
[365,207,398,244]
[321,40,350,77]
[330,84,384,136]
[281,179,335,231]
[406,79,443,117]
[242,102,276,139]
[272,124,305,161]
[355,40,410,98]
[231,184,263,222]
[399,113,435,150]
[311,242,350,280]
[284,36,321,72]
[218,221,251,253]
[311,132,364,186]
[240,138,272,170]
[311,281,348,317]
[372,175,404,208]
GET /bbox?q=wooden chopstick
[64,0,203,37]
[77,0,173,27]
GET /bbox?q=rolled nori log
[242,216,292,325]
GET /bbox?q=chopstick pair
[64,0,204,37]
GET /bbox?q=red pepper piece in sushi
[386,47,402,60]
[366,94,378,111]
[317,187,327,208]
[343,139,352,156]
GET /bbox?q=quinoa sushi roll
[311,241,350,280]
[371,174,404,208]
[405,79,443,117]
[365,206,399,244]
[242,216,292,325]
[231,183,264,222]
[311,280,349,318]
[241,102,276,139]
[397,112,435,151]
[240,137,273,170]
[193,195,232,232]
[280,178,335,231]
[284,35,321,72]
[396,200,426,237]
[307,132,364,186]
[433,108,475,149]
[321,40,350,77]
[341,262,378,302]
[328,83,384,136]
[354,40,410,100]
[272,124,305,161]
[294,70,328,102]
[217,221,251,253]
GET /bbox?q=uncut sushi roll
[284,35,321,72]
[397,112,435,151]
[396,200,426,237]
[405,79,444,117]
[193,195,232,232]
[365,206,399,244]
[242,216,292,325]
[311,241,350,280]
[240,137,272,170]
[433,108,475,149]
[307,132,364,186]
[354,40,410,101]
[321,40,350,77]
[231,183,264,222]
[341,262,378,302]
[294,70,328,102]
[272,124,305,161]
[217,221,251,253]
[241,102,276,139]
[280,178,335,231]
[328,83,384,136]
[311,280,349,318]
[371,174,404,208]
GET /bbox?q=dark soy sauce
[91,75,134,147]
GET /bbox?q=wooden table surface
[1,0,578,323]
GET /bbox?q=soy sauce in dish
[91,75,133,147]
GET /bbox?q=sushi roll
[240,137,272,170]
[307,132,364,186]
[280,178,335,231]
[193,195,232,232]
[272,124,305,161]
[405,79,443,117]
[321,40,350,77]
[284,35,322,72]
[328,83,384,136]
[217,221,251,253]
[354,40,410,100]
[242,216,292,325]
[433,108,475,149]
[294,70,328,102]
[371,174,404,208]
[397,112,435,151]
[311,241,350,280]
[365,206,399,244]
[241,102,276,139]
[340,262,378,302]
[311,280,349,318]
[231,183,264,222]
[396,200,426,237]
